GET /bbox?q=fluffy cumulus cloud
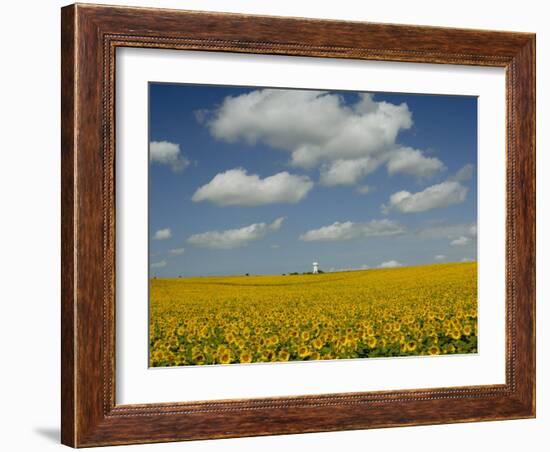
[383,181,468,214]
[418,223,477,240]
[320,157,378,186]
[149,141,190,172]
[378,260,402,268]
[450,236,471,247]
[299,219,405,242]
[192,168,313,207]
[168,247,185,256]
[204,90,443,178]
[150,260,167,269]
[187,217,285,250]
[386,147,446,179]
[198,89,460,188]
[451,164,475,182]
[434,254,446,260]
[417,222,477,248]
[153,228,172,240]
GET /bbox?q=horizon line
[150,260,477,279]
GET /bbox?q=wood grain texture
[60,5,76,446]
[60,3,536,447]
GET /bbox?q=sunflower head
[310,351,321,361]
[219,351,232,365]
[278,349,290,361]
[194,354,206,365]
[239,351,252,363]
[312,338,323,349]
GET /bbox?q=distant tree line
[284,270,324,276]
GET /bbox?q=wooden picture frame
[61,3,535,447]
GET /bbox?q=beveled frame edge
[61,3,535,447]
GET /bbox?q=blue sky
[149,83,477,277]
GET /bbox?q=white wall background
[0,1,546,451]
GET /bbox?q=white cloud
[378,260,402,268]
[451,164,475,182]
[356,185,371,195]
[319,157,379,186]
[151,260,167,269]
[202,89,459,187]
[450,236,471,247]
[418,223,477,240]
[434,254,446,260]
[168,247,185,256]
[202,90,456,186]
[192,168,313,206]
[194,109,208,123]
[383,181,468,213]
[270,244,280,249]
[417,222,477,249]
[153,228,172,240]
[386,147,446,179]
[205,90,412,169]
[461,257,475,262]
[299,219,405,242]
[187,217,285,250]
[149,141,190,172]
[270,217,285,229]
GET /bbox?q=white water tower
[312,262,319,274]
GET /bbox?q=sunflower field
[149,262,477,367]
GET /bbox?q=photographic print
[61,6,536,444]
[148,84,478,367]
